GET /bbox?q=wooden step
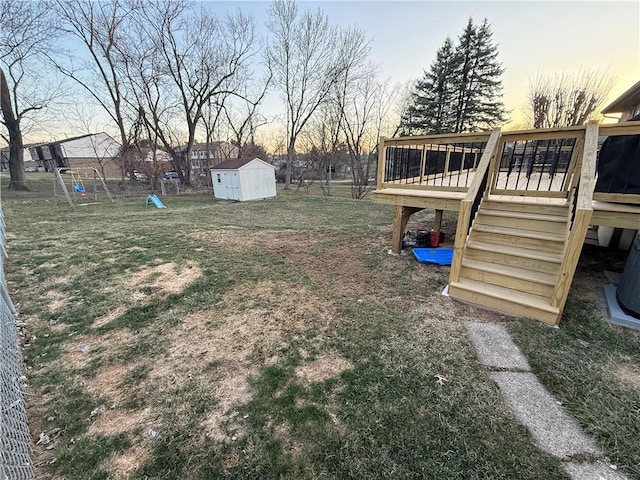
[449,279,560,325]
[481,200,569,217]
[470,224,566,254]
[477,208,568,223]
[466,240,563,263]
[460,258,556,297]
[463,245,561,276]
[475,211,568,235]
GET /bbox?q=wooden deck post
[391,205,423,253]
[377,137,387,190]
[434,209,443,231]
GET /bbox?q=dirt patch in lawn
[611,363,640,390]
[88,407,150,437]
[275,421,306,457]
[92,305,128,328]
[85,363,135,402]
[149,280,336,442]
[296,354,353,385]
[46,290,68,312]
[102,443,150,479]
[127,262,201,296]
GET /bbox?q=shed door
[225,172,240,200]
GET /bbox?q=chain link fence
[0,207,35,479]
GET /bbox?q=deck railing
[487,126,587,198]
[450,129,502,283]
[377,122,640,204]
[377,132,492,191]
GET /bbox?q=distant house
[602,79,640,121]
[175,141,239,177]
[0,146,36,172]
[210,157,276,201]
[28,133,121,177]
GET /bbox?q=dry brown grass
[102,444,150,480]
[145,279,337,443]
[295,354,353,385]
[92,305,128,329]
[126,261,201,296]
[610,364,640,390]
[46,290,67,312]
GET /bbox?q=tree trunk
[285,140,294,189]
[0,67,28,190]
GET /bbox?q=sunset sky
[7,1,640,145]
[260,0,640,126]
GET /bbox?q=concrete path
[465,321,629,480]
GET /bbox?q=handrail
[383,131,491,147]
[450,128,501,284]
[576,122,599,210]
[551,122,598,310]
[598,120,640,136]
[461,129,502,203]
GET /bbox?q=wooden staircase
[448,199,571,324]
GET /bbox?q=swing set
[54,167,114,206]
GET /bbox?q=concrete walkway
[465,321,629,480]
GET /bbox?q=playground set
[54,167,114,206]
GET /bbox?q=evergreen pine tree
[401,38,457,135]
[399,18,508,135]
[454,19,508,132]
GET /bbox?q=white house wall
[61,133,120,159]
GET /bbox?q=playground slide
[146,194,167,209]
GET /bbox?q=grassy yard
[2,173,639,479]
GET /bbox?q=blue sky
[19,1,640,143]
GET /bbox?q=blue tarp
[413,248,454,266]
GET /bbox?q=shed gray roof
[602,79,640,114]
[211,157,269,170]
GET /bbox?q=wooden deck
[374,122,640,325]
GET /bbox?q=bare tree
[526,70,615,128]
[304,102,343,189]
[331,28,380,199]
[220,75,271,159]
[0,1,57,190]
[52,0,139,179]
[266,0,342,189]
[131,1,257,184]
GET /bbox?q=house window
[217,173,221,183]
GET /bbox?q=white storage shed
[211,157,276,201]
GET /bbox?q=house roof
[34,132,118,147]
[602,79,640,114]
[175,141,231,153]
[211,157,272,170]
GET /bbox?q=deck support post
[391,206,423,253]
[434,209,443,231]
